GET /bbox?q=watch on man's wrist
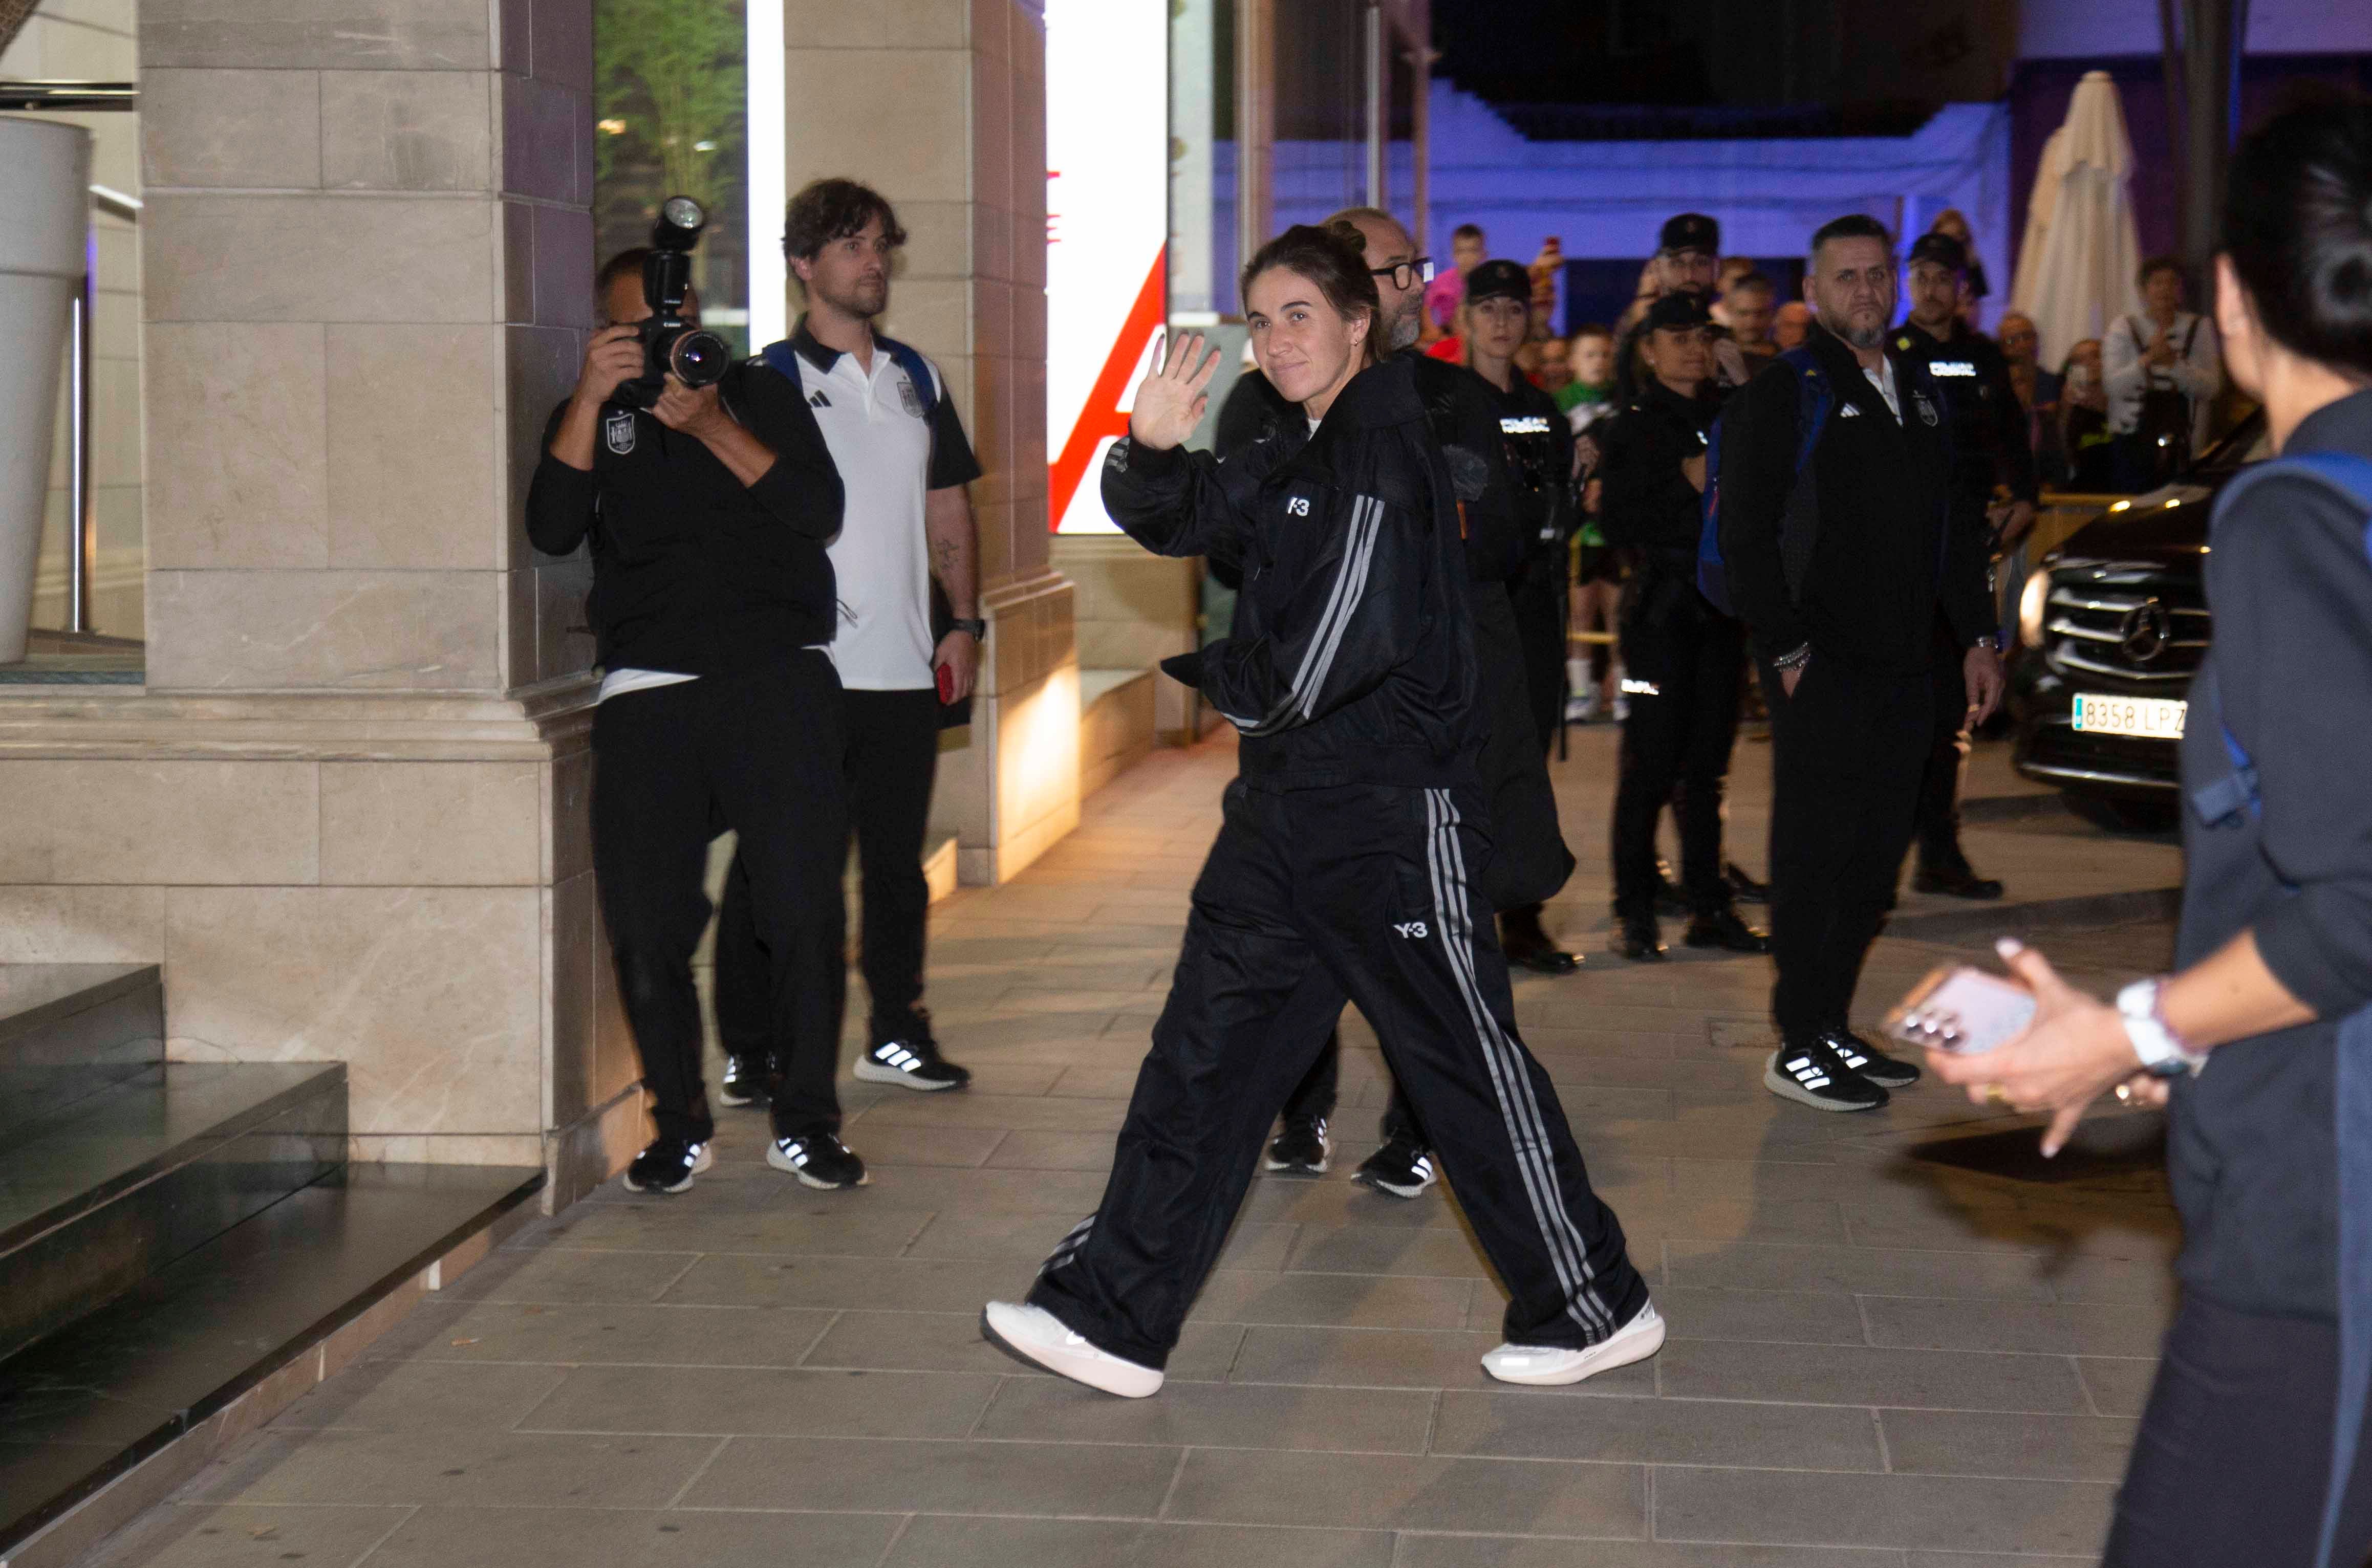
[2117,978,2206,1079]
[1972,634,2001,654]
[947,617,987,640]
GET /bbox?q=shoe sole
[717,1089,761,1108]
[1485,1313,1668,1386]
[1763,1060,1888,1112]
[1263,1156,1330,1175]
[764,1147,870,1188]
[852,1060,967,1091]
[1683,935,1770,953]
[1353,1170,1434,1200]
[622,1144,715,1194]
[1610,946,1667,963]
[980,1306,1162,1399]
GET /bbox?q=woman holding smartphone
[1925,98,2372,1568]
[981,223,1656,1400]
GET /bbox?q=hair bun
[1321,218,1369,256]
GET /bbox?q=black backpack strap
[873,332,939,419]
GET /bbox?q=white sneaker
[1482,1300,1666,1386]
[981,1300,1163,1399]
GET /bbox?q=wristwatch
[947,617,987,639]
[2117,978,2206,1078]
[1973,634,2001,654]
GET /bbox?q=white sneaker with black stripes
[1482,1300,1666,1386]
[1764,1035,1888,1112]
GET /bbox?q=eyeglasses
[1371,257,1435,290]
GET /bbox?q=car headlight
[2018,571,2051,649]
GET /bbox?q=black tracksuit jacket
[525,360,844,674]
[1716,323,1993,670]
[1108,356,1479,790]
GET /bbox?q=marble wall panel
[529,205,594,330]
[0,886,167,963]
[141,68,322,188]
[318,761,543,886]
[325,323,503,569]
[143,323,330,570]
[164,885,542,1135]
[781,0,968,50]
[545,867,597,1126]
[528,0,595,92]
[781,48,972,203]
[144,193,497,325]
[499,72,581,204]
[0,760,317,885]
[147,568,503,691]
[546,747,593,884]
[142,0,493,70]
[320,70,497,192]
[506,323,585,535]
[535,556,597,683]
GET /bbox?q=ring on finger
[1982,1083,2009,1107]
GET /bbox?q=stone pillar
[779,0,1077,885]
[0,0,634,1208]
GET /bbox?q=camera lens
[670,330,731,388]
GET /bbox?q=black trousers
[1031,777,1647,1369]
[591,653,849,1145]
[1510,550,1569,763]
[1275,582,1571,1147]
[1612,573,1745,917]
[1760,655,1931,1036]
[2103,1294,2372,1568]
[1911,618,1973,869]
[716,687,941,1120]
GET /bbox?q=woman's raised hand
[1128,331,1222,452]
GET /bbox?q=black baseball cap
[1658,213,1720,254]
[1643,293,1714,333]
[1464,258,1532,308]
[1907,231,1969,272]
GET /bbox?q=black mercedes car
[2008,412,2270,830]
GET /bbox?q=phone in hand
[936,662,956,703]
[1886,964,2036,1055]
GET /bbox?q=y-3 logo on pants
[1394,921,1430,939]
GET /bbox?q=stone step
[0,1064,347,1360]
[0,1162,544,1559]
[0,964,164,1140]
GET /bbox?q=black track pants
[1912,618,1972,869]
[1030,778,1647,1369]
[1760,655,1931,1035]
[1612,577,1744,917]
[591,652,849,1145]
[2102,1294,2372,1568]
[716,685,942,1091]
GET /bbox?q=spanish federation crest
[604,408,636,455]
[897,375,926,418]
[1913,390,1939,426]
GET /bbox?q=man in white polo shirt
[714,180,984,1179]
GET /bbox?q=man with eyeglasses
[1218,209,1582,1202]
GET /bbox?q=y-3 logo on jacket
[604,409,636,455]
[1394,921,1430,939]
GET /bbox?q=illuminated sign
[1045,0,1168,534]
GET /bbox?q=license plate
[2072,692,2187,739]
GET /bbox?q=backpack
[1697,346,1834,616]
[2185,449,2372,1568]
[759,332,939,419]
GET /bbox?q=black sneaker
[1264,1116,1331,1175]
[855,1036,972,1092]
[1610,908,1666,962]
[1353,1138,1438,1199]
[767,1133,868,1189]
[1764,1036,1888,1112]
[1684,905,1771,953]
[1724,861,1771,904]
[1823,1027,1921,1088]
[622,1136,714,1194]
[1912,860,2005,900]
[718,1056,766,1108]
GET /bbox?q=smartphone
[936,662,955,703]
[1886,964,2036,1055]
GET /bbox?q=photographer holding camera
[528,201,852,1197]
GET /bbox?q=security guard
[1892,232,2036,901]
[1597,293,1767,960]
[1615,213,1752,402]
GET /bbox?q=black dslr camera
[614,195,732,409]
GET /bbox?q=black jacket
[524,358,843,675]
[1479,371,1577,575]
[2168,388,2372,1322]
[1716,323,1992,670]
[1104,356,1478,791]
[1894,318,2039,509]
[1599,378,1715,577]
[1217,352,1526,584]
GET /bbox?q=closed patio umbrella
[2011,70,2145,373]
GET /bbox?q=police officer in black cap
[1618,213,1752,400]
[1891,230,2036,900]
[1598,293,1768,960]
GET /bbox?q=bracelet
[1772,644,1813,672]
[2117,977,2206,1078]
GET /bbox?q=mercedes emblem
[2118,600,2172,663]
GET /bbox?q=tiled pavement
[93,723,2187,1568]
